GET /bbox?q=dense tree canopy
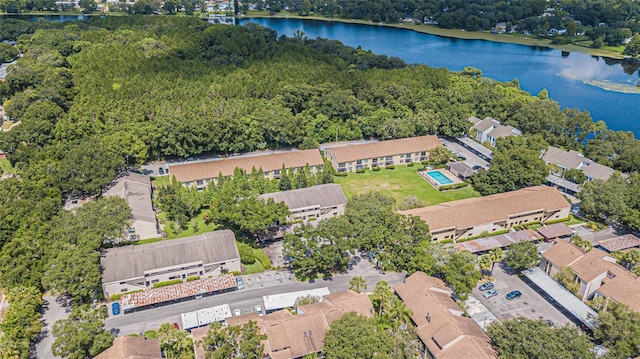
[323,312,393,359]
[51,306,113,359]
[201,321,267,359]
[487,318,595,359]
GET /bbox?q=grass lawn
[135,211,217,245]
[566,214,585,226]
[243,260,265,275]
[0,158,14,175]
[151,175,171,188]
[334,165,480,207]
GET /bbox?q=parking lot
[472,262,572,327]
[240,271,297,290]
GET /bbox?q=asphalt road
[106,272,403,336]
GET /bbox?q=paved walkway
[34,296,69,359]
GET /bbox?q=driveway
[34,296,69,359]
[472,263,572,326]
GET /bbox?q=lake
[240,18,640,137]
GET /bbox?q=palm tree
[489,247,503,272]
[349,276,367,294]
[388,299,413,332]
[479,254,492,278]
[373,281,393,318]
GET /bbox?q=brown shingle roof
[597,234,640,252]
[400,186,570,232]
[541,240,585,268]
[597,275,640,312]
[537,223,574,239]
[394,272,497,359]
[168,149,323,184]
[95,336,161,359]
[259,184,346,212]
[325,135,442,163]
[569,248,618,282]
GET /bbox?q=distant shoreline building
[468,116,521,147]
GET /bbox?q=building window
[356,160,362,165]
[196,180,203,185]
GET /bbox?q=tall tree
[51,306,114,359]
[489,247,503,272]
[487,318,595,359]
[323,312,393,359]
[200,321,266,359]
[349,276,367,294]
[157,322,195,359]
[504,241,540,274]
[594,302,640,359]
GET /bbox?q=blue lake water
[240,18,640,137]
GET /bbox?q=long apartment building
[400,186,571,242]
[323,135,442,173]
[168,149,324,189]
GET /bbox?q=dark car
[543,319,554,327]
[505,290,522,300]
[111,302,120,315]
[173,322,180,329]
[478,282,494,291]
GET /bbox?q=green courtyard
[334,165,480,207]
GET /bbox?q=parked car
[173,322,180,329]
[234,309,242,316]
[483,289,499,299]
[478,282,494,291]
[505,290,522,300]
[111,302,120,315]
[236,276,245,290]
[543,319,554,327]
[255,305,264,316]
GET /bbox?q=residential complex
[400,186,571,242]
[192,290,374,359]
[103,173,159,241]
[259,184,347,223]
[540,240,640,311]
[542,146,619,195]
[100,230,240,298]
[323,135,442,173]
[394,272,497,359]
[168,149,324,189]
[468,116,521,147]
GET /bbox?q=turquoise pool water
[427,170,453,185]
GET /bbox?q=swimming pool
[427,170,454,185]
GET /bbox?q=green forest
[1,16,640,357]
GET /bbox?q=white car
[233,309,242,316]
[255,305,264,316]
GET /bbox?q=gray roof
[101,230,238,283]
[456,137,494,159]
[546,175,580,193]
[104,173,156,223]
[542,146,615,181]
[259,184,347,211]
[489,124,521,138]
[472,117,499,133]
[447,162,474,178]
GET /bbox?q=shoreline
[243,14,628,60]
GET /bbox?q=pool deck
[419,169,463,190]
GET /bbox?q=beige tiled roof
[394,272,497,359]
[400,186,570,232]
[541,240,585,268]
[169,149,323,183]
[569,248,619,282]
[542,146,615,181]
[193,290,373,359]
[325,135,442,163]
[598,275,640,312]
[95,336,161,359]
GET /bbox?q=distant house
[259,184,347,223]
[95,336,162,359]
[192,290,374,359]
[468,116,521,147]
[400,186,570,242]
[542,146,617,183]
[494,22,507,33]
[323,135,442,173]
[168,149,324,189]
[100,230,240,298]
[394,272,497,359]
[104,173,159,241]
[548,28,567,36]
[540,240,640,311]
[596,234,640,253]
